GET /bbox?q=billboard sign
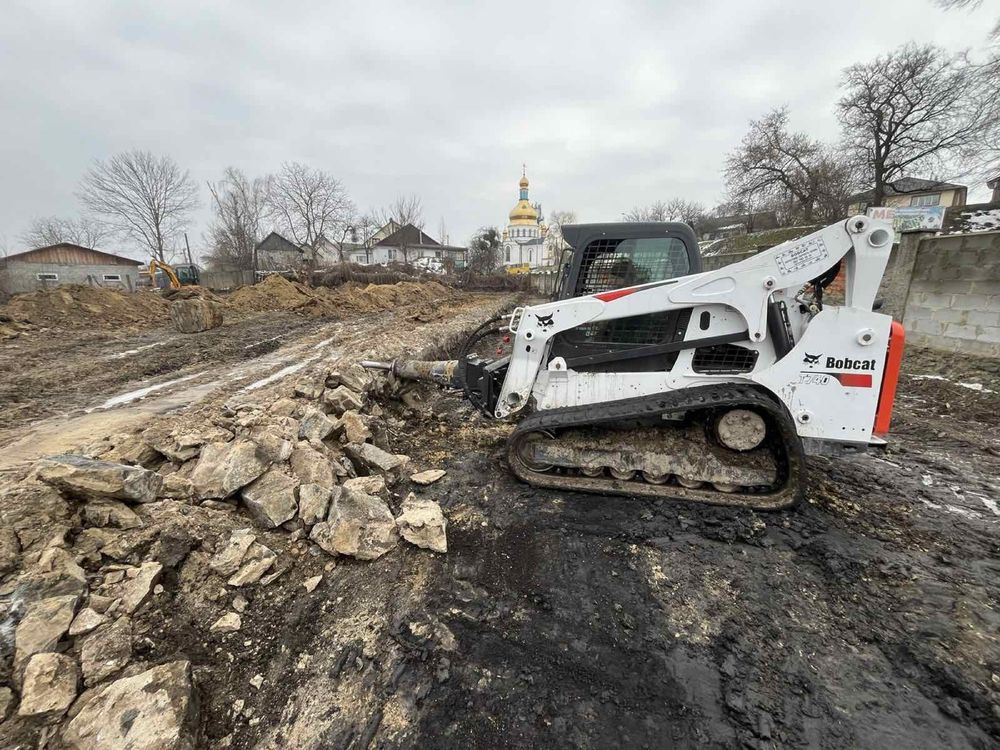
[866,206,945,233]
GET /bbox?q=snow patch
[91,372,205,410]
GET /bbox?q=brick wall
[901,231,1000,357]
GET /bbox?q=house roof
[4,243,142,265]
[255,231,303,255]
[848,177,966,203]
[374,224,439,247]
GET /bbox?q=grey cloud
[0,0,993,257]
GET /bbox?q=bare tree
[936,0,999,37]
[467,227,502,275]
[935,1,1000,179]
[437,216,448,246]
[267,162,353,271]
[622,199,705,228]
[544,209,577,266]
[78,150,198,262]
[838,43,995,207]
[21,216,110,249]
[372,193,425,265]
[725,108,852,223]
[204,167,269,271]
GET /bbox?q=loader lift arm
[495,215,893,419]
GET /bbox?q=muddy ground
[1,292,999,749]
[213,344,999,750]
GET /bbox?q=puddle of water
[91,372,205,411]
[312,335,338,350]
[108,341,166,359]
[242,359,314,391]
[910,374,995,393]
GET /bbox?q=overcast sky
[0,0,995,259]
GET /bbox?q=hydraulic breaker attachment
[361,359,464,388]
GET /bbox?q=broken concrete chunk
[268,397,300,418]
[251,426,294,464]
[303,575,322,593]
[14,594,78,675]
[36,455,163,503]
[69,607,108,637]
[396,493,448,553]
[209,529,257,577]
[289,444,335,488]
[323,385,364,416]
[258,564,289,586]
[227,542,276,587]
[210,612,242,633]
[80,616,132,686]
[18,652,78,720]
[310,488,398,560]
[298,483,334,526]
[148,425,235,462]
[0,527,21,576]
[342,475,387,495]
[345,443,408,475]
[0,686,14,723]
[161,473,195,500]
[299,408,337,442]
[241,470,298,528]
[15,547,88,602]
[410,469,446,486]
[326,367,367,393]
[336,410,371,444]
[105,435,161,467]
[81,499,143,530]
[190,441,269,499]
[294,380,325,400]
[170,297,224,333]
[119,561,163,614]
[62,660,198,750]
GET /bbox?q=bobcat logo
[535,313,554,330]
[802,352,821,365]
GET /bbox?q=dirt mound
[1,284,169,328]
[225,275,324,315]
[225,275,457,318]
[328,280,454,313]
[161,285,223,303]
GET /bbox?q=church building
[502,170,550,268]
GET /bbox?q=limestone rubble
[0,354,449,748]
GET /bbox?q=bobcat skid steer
[363,215,905,510]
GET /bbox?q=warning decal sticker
[774,237,829,276]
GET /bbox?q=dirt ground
[218,344,1000,750]
[1,291,998,749]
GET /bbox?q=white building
[345,223,466,270]
[502,171,553,268]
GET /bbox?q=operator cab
[551,222,704,372]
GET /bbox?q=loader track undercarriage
[507,384,805,510]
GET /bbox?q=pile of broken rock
[0,362,447,746]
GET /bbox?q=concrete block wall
[0,261,141,295]
[902,231,1000,357]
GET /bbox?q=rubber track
[507,383,805,510]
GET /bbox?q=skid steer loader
[363,216,904,510]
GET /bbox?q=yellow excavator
[148,260,200,289]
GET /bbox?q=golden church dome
[509,200,539,225]
[509,170,539,225]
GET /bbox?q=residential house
[255,231,304,272]
[0,243,143,295]
[346,223,467,270]
[846,177,967,215]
